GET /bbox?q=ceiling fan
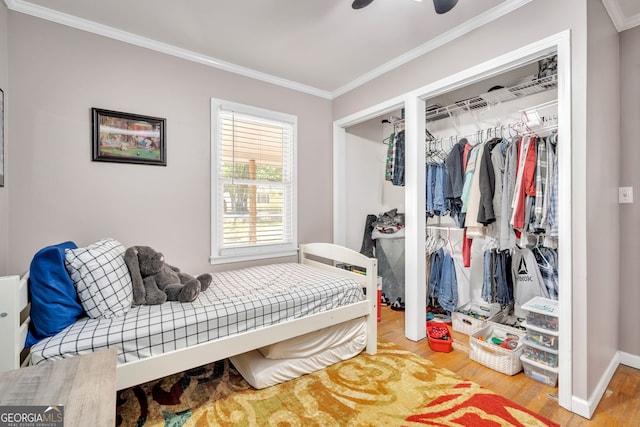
[352,0,459,14]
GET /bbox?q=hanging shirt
[499,139,518,250]
[461,143,482,215]
[511,136,535,231]
[444,139,469,228]
[540,137,554,231]
[385,132,395,182]
[489,141,506,241]
[464,142,487,237]
[533,137,548,230]
[548,139,559,237]
[444,139,468,199]
[477,138,501,226]
[392,130,405,186]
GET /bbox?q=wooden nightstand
[0,348,116,426]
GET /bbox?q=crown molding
[330,0,533,98]
[4,0,538,100]
[3,0,333,99]
[601,0,640,32]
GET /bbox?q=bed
[0,242,378,390]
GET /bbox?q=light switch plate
[619,187,634,204]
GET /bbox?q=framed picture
[92,108,166,166]
[0,88,4,187]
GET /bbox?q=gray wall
[0,2,8,276]
[619,25,640,356]
[584,0,620,397]
[6,12,333,275]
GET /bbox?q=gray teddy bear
[124,245,212,305]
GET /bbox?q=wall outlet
[619,187,634,204]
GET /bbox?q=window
[211,99,297,264]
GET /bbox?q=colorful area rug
[116,339,558,426]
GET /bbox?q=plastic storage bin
[520,355,559,387]
[453,301,502,336]
[522,336,559,367]
[469,323,526,375]
[427,322,454,353]
[522,321,559,350]
[521,297,559,332]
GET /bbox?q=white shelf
[426,74,558,122]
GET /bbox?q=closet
[423,54,559,321]
[343,50,561,382]
[335,30,573,408]
[422,53,561,384]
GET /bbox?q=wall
[344,133,388,252]
[6,12,333,275]
[344,120,405,253]
[0,1,8,276]
[583,0,620,404]
[332,0,622,415]
[619,25,640,356]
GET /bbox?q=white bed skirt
[230,318,367,389]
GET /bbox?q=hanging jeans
[482,249,514,306]
[437,252,458,312]
[482,249,496,303]
[495,250,514,306]
[426,163,449,217]
[428,248,443,306]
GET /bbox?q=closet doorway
[333,31,572,412]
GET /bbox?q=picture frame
[92,108,166,166]
[0,88,4,187]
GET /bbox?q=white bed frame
[0,242,377,390]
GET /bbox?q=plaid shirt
[533,137,547,230]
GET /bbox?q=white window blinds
[211,99,297,263]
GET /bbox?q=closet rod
[426,225,464,231]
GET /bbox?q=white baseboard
[618,351,640,369]
[571,350,639,419]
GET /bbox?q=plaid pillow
[65,238,133,319]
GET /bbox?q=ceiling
[4,0,638,99]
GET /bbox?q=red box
[427,322,454,353]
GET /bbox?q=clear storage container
[521,296,559,332]
[522,321,559,350]
[522,336,559,367]
[520,355,559,387]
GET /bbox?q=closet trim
[333,29,573,414]
[409,30,573,414]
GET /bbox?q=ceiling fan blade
[433,0,458,14]
[352,0,375,9]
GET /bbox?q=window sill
[209,249,298,265]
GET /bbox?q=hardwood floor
[377,306,640,426]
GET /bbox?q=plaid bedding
[30,263,365,365]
